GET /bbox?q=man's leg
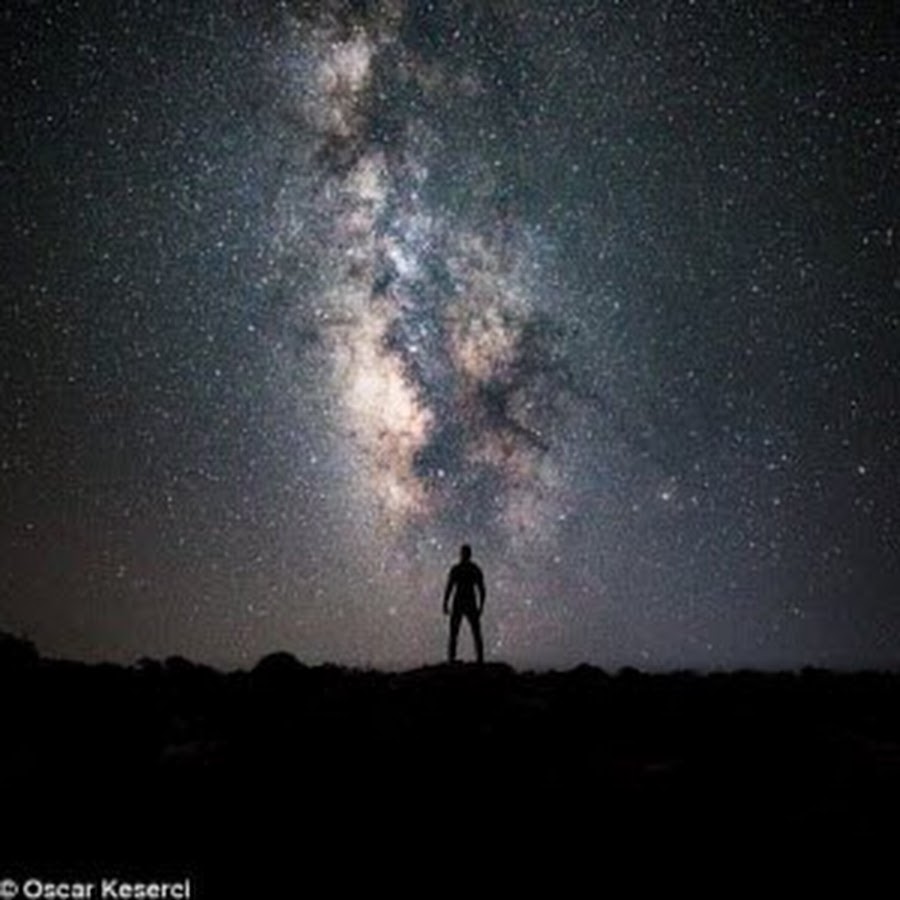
[448,606,462,662]
[467,608,484,664]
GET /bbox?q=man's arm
[442,568,455,615]
[477,568,486,614]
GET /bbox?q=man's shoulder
[450,560,483,578]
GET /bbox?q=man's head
[460,544,472,562]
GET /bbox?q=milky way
[274,3,575,549]
[3,1,898,669]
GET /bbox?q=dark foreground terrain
[3,632,900,890]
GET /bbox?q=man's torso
[450,560,482,607]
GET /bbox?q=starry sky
[3,0,898,670]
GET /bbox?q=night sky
[3,0,898,670]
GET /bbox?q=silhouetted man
[443,544,486,664]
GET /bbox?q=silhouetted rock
[0,629,38,670]
[252,650,307,679]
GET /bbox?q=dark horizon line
[4,630,900,679]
